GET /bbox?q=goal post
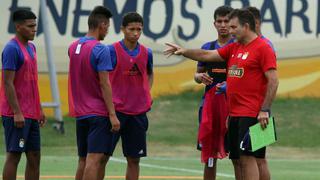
[40,0,64,133]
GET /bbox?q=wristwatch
[260,108,271,114]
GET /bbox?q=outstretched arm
[164,43,225,62]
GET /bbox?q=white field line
[32,156,320,162]
[110,157,235,178]
[141,157,320,162]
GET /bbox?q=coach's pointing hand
[164,43,185,58]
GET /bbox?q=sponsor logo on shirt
[228,65,244,78]
[125,63,141,76]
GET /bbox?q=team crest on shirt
[228,65,244,78]
[241,52,249,60]
[236,52,249,60]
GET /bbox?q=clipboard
[249,117,277,152]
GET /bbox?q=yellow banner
[1,57,320,116]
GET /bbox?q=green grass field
[1,90,320,179]
[0,155,319,180]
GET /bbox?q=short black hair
[122,12,143,27]
[88,6,112,30]
[245,6,261,23]
[214,6,233,20]
[12,9,36,23]
[229,9,256,32]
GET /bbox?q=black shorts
[76,116,116,157]
[113,112,149,158]
[227,117,266,159]
[2,116,40,153]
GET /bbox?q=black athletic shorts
[227,116,266,159]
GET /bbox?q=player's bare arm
[147,58,154,89]
[258,69,279,129]
[39,106,46,127]
[98,71,120,132]
[3,70,25,128]
[194,66,213,85]
[164,42,225,63]
[148,71,154,89]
